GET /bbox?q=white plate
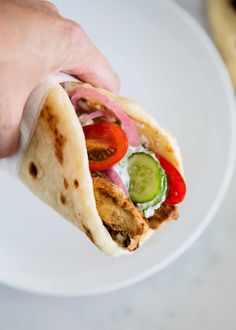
[0,0,235,296]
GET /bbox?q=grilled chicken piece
[93,176,148,251]
[148,204,179,230]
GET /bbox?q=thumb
[61,21,120,94]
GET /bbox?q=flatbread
[208,0,236,89]
[19,82,183,256]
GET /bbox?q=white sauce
[112,144,167,219]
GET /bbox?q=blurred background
[0,0,236,329]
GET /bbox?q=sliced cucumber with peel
[128,152,167,204]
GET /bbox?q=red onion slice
[79,110,105,125]
[105,168,128,196]
[71,87,140,146]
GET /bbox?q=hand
[0,0,120,157]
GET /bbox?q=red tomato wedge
[158,155,186,205]
[83,122,129,172]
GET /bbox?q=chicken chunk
[148,204,179,230]
[93,176,148,251]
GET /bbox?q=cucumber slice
[128,152,167,203]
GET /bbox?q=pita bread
[208,0,236,89]
[18,82,183,256]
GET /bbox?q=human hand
[0,0,120,157]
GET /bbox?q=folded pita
[19,82,184,256]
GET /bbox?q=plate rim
[1,0,236,297]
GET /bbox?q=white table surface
[1,1,236,329]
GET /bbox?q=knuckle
[38,1,59,14]
[59,20,90,66]
[63,19,88,46]
[46,1,59,13]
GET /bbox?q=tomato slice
[157,155,186,205]
[83,122,129,172]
